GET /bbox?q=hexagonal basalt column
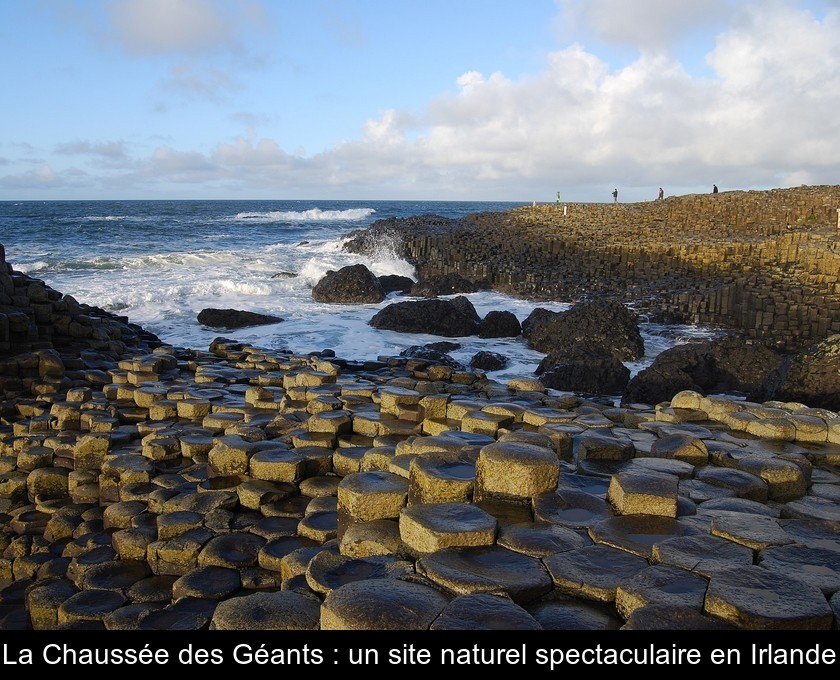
[474,441,560,504]
[337,471,408,539]
[399,502,497,555]
[408,452,476,505]
[607,471,679,517]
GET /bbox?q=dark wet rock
[417,545,552,603]
[470,351,508,371]
[399,345,463,369]
[478,311,521,338]
[621,604,737,630]
[496,522,588,558]
[197,308,283,330]
[410,273,479,297]
[210,590,321,630]
[532,489,614,529]
[449,295,482,324]
[103,603,162,630]
[378,274,415,295]
[544,544,648,602]
[757,544,840,595]
[704,565,833,629]
[369,299,480,337]
[590,515,703,558]
[137,597,217,630]
[431,593,542,630]
[271,271,297,279]
[305,551,412,595]
[57,589,127,625]
[759,334,840,411]
[528,597,623,630]
[614,564,709,620]
[198,532,265,569]
[399,502,496,555]
[526,299,644,361]
[312,264,385,304]
[172,565,242,600]
[777,519,840,552]
[622,335,783,406]
[537,346,630,394]
[320,578,450,630]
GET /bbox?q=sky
[0,0,837,202]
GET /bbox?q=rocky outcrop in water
[369,299,480,337]
[197,308,283,330]
[410,273,481,297]
[312,264,384,304]
[537,346,630,395]
[758,334,840,411]
[378,275,415,296]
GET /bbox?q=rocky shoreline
[2,229,840,631]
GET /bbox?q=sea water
[0,199,720,388]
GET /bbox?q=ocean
[0,199,720,390]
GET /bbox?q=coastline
[1,195,840,631]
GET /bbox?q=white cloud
[106,0,243,55]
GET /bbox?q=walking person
[612,188,618,203]
[658,187,664,200]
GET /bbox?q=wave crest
[234,208,376,222]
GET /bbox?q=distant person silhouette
[713,184,719,194]
[612,188,618,203]
[658,187,664,200]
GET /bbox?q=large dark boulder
[621,335,783,406]
[470,351,508,371]
[449,296,481,324]
[312,264,384,304]
[369,299,480,337]
[378,275,415,296]
[537,346,630,395]
[478,311,522,339]
[758,334,840,410]
[521,307,557,339]
[525,299,644,361]
[410,273,479,297]
[400,345,463,369]
[197,308,283,330]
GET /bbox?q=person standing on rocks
[658,187,664,200]
[612,188,618,203]
[713,184,719,194]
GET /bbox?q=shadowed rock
[369,299,480,337]
[197,308,283,329]
[210,591,320,630]
[528,597,623,630]
[431,593,542,630]
[312,264,384,304]
[410,273,479,297]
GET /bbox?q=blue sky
[1,0,837,201]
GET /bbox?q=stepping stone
[279,542,341,581]
[704,566,833,629]
[337,471,408,524]
[305,551,412,595]
[710,515,795,551]
[614,564,708,619]
[407,452,475,505]
[125,575,177,603]
[621,604,737,630]
[544,544,648,602]
[555,472,610,497]
[321,579,449,630]
[417,545,552,603]
[758,544,840,595]
[652,534,754,577]
[138,597,217,630]
[778,519,840,552]
[589,515,703,558]
[474,441,560,503]
[538,423,585,459]
[695,467,768,502]
[26,579,79,630]
[338,519,402,558]
[430,593,542,630]
[781,496,840,522]
[104,603,162,630]
[533,489,613,529]
[172,566,242,600]
[732,455,807,501]
[625,457,695,479]
[57,590,127,625]
[526,596,623,630]
[298,510,338,542]
[299,475,341,498]
[249,449,306,483]
[696,497,780,518]
[399,502,497,555]
[157,510,204,540]
[261,494,311,519]
[198,532,265,569]
[607,471,678,517]
[77,559,151,593]
[678,479,738,504]
[210,591,320,630]
[359,446,397,472]
[258,536,319,572]
[250,516,301,540]
[575,434,635,462]
[497,522,589,558]
[332,447,367,476]
[649,433,710,467]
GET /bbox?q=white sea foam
[13,260,48,273]
[233,208,376,222]
[81,215,128,221]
